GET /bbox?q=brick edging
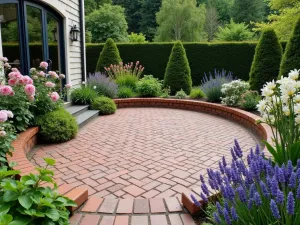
[6,127,88,212]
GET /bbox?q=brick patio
[31,107,258,199]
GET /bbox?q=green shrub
[249,29,282,91]
[91,96,117,115]
[36,109,78,143]
[239,90,261,111]
[221,80,250,106]
[115,74,139,90]
[189,87,205,99]
[160,87,171,98]
[96,38,122,72]
[136,75,162,97]
[280,17,300,77]
[71,86,98,105]
[175,89,188,99]
[164,41,192,95]
[117,86,136,98]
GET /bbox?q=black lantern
[52,27,57,42]
[70,25,80,41]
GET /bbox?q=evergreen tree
[96,38,122,72]
[249,29,282,91]
[164,42,192,94]
[280,17,300,77]
[232,0,265,24]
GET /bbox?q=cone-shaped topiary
[96,38,122,72]
[280,17,300,77]
[164,41,192,95]
[249,29,282,91]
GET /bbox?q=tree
[249,29,282,91]
[139,0,161,41]
[155,0,206,42]
[280,17,300,77]
[128,33,148,43]
[96,0,112,5]
[216,19,254,41]
[85,4,128,43]
[96,38,122,72]
[203,0,234,24]
[232,0,265,24]
[85,0,98,15]
[164,41,192,95]
[255,0,300,40]
[204,5,219,41]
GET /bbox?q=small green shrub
[117,86,136,98]
[71,86,98,105]
[189,87,205,99]
[239,90,261,111]
[136,75,162,97]
[96,38,122,72]
[91,96,117,115]
[175,89,187,99]
[164,41,192,95]
[221,80,250,106]
[115,74,139,90]
[36,109,78,143]
[160,86,171,98]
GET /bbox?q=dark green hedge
[87,42,287,85]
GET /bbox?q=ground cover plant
[70,85,98,105]
[91,96,117,115]
[136,75,162,97]
[190,87,205,99]
[221,80,250,107]
[87,72,118,98]
[239,91,261,111]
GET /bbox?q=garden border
[114,98,272,214]
[6,127,89,212]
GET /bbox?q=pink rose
[24,84,35,96]
[4,63,10,68]
[0,131,6,137]
[59,74,65,79]
[2,110,13,118]
[45,81,55,88]
[28,95,35,102]
[48,71,59,79]
[11,68,19,72]
[65,84,72,89]
[50,92,60,102]
[0,85,13,96]
[40,61,48,69]
[38,71,45,77]
[20,75,33,85]
[0,57,8,62]
[8,79,18,86]
[0,111,8,122]
[9,91,15,96]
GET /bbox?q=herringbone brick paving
[31,108,258,200]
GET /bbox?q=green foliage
[155,0,206,42]
[205,6,220,42]
[117,86,136,98]
[115,74,139,90]
[91,96,117,115]
[216,19,254,41]
[36,109,78,143]
[86,4,128,43]
[221,80,250,106]
[231,0,266,24]
[85,30,93,43]
[175,89,188,99]
[85,0,98,15]
[136,75,162,97]
[280,17,300,77]
[128,32,147,43]
[250,29,282,91]
[71,86,98,105]
[160,87,171,98]
[164,41,192,95]
[0,159,76,225]
[0,122,16,167]
[239,90,261,111]
[96,38,122,72]
[189,87,205,99]
[204,0,234,23]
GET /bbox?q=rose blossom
[48,71,59,79]
[45,81,55,88]
[50,92,60,102]
[0,131,6,137]
[65,83,72,89]
[38,71,45,77]
[8,79,18,86]
[28,95,35,102]
[24,84,35,96]
[0,85,13,96]
[40,61,48,69]
[11,68,19,72]
[2,110,13,118]
[0,111,8,122]
[32,75,38,80]
[20,75,33,85]
[8,72,22,80]
[0,57,8,62]
[59,74,65,79]
[30,68,37,73]
[4,63,10,68]
[9,91,15,96]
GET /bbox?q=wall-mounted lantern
[70,25,80,41]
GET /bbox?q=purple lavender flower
[200,175,205,183]
[287,192,295,215]
[255,144,261,155]
[209,178,217,190]
[224,201,230,212]
[297,159,300,169]
[289,172,296,188]
[215,171,223,186]
[254,192,262,206]
[225,184,235,201]
[200,192,208,202]
[286,161,293,179]
[271,176,279,196]
[213,212,221,224]
[259,181,270,197]
[276,167,285,183]
[297,184,300,199]
[223,208,231,224]
[231,148,237,161]
[234,139,243,158]
[270,199,281,219]
[236,185,247,203]
[222,156,227,167]
[297,168,300,179]
[216,201,223,216]
[247,198,253,209]
[219,161,225,174]
[201,183,209,196]
[190,194,201,207]
[249,184,256,198]
[266,163,274,177]
[231,206,238,221]
[276,190,284,205]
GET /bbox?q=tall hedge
[96,38,122,72]
[249,29,282,91]
[164,41,192,94]
[280,17,300,77]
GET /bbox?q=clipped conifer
[249,29,282,91]
[164,41,192,95]
[280,17,300,77]
[96,38,122,72]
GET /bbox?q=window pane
[47,13,60,72]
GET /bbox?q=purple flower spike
[287,192,295,215]
[247,198,253,209]
[255,144,261,155]
[271,176,279,196]
[200,175,205,183]
[216,201,223,216]
[222,156,227,167]
[231,148,237,161]
[254,192,262,206]
[289,172,296,188]
[200,192,208,203]
[276,190,284,205]
[286,161,293,179]
[277,167,285,183]
[213,212,221,224]
[297,159,300,169]
[223,208,232,225]
[249,184,256,198]
[234,139,243,158]
[260,181,270,197]
[190,194,201,207]
[237,185,247,203]
[219,161,225,174]
[201,183,209,196]
[270,199,281,219]
[231,206,238,221]
[297,184,300,199]
[296,168,300,179]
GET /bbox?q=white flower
[295,103,300,114]
[82,81,86,85]
[296,115,300,125]
[257,100,267,113]
[261,87,274,97]
[283,106,290,116]
[288,69,300,80]
[295,95,300,103]
[93,86,97,89]
[0,130,6,137]
[266,80,276,90]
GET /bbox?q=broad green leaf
[0,203,10,214]
[44,158,56,166]
[18,196,33,210]
[40,176,53,183]
[290,142,300,165]
[24,180,36,186]
[45,209,60,221]
[0,214,13,225]
[8,220,30,225]
[263,141,280,163]
[3,191,18,202]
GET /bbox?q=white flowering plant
[257,69,300,165]
[221,80,250,106]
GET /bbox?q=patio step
[76,110,99,128]
[65,105,89,117]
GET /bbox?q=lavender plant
[87,72,118,98]
[192,140,300,225]
[200,70,234,102]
